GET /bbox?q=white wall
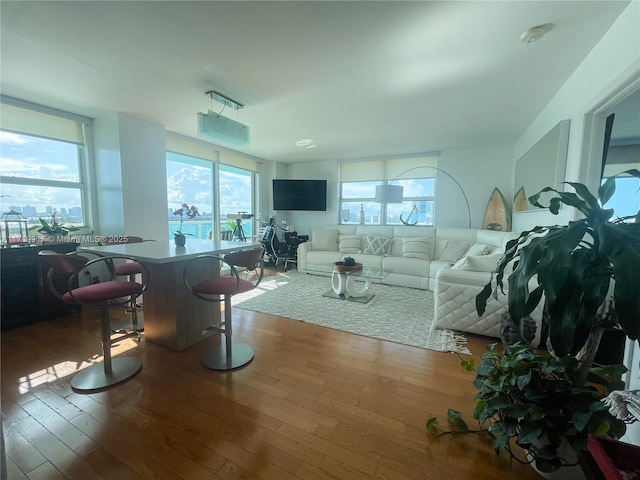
[273,160,340,236]
[438,146,513,229]
[93,113,168,240]
[510,2,640,446]
[512,1,640,233]
[267,145,514,235]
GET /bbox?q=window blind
[0,102,85,144]
[166,135,219,162]
[165,134,260,172]
[340,155,438,182]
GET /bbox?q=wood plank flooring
[1,288,543,479]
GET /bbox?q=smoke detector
[520,24,551,44]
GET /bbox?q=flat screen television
[272,179,327,211]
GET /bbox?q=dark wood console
[1,242,79,331]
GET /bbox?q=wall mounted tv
[272,179,327,211]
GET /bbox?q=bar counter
[79,239,260,351]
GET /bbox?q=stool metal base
[112,316,144,333]
[71,357,141,392]
[202,343,254,371]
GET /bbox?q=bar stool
[39,251,149,392]
[183,247,264,370]
[98,236,146,333]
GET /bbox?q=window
[340,181,381,225]
[602,175,640,221]
[339,155,438,226]
[167,152,213,239]
[166,135,260,241]
[0,101,89,231]
[219,164,255,240]
[384,178,435,225]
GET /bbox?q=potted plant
[29,211,80,242]
[172,203,199,246]
[427,342,627,476]
[428,170,640,475]
[477,169,640,375]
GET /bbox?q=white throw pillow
[466,243,491,257]
[363,235,392,255]
[401,237,430,260]
[457,253,503,272]
[440,240,471,263]
[312,229,338,251]
[339,235,362,253]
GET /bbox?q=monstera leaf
[477,170,640,357]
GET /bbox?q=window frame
[165,149,259,241]
[0,129,90,230]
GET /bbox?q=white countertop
[78,239,261,264]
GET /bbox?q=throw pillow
[440,240,471,263]
[339,235,362,253]
[401,237,430,260]
[458,253,503,272]
[466,243,491,257]
[312,229,338,251]
[363,235,392,255]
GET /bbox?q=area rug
[232,271,470,353]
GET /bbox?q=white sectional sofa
[297,225,543,345]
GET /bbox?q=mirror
[513,119,570,211]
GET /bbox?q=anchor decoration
[400,204,419,226]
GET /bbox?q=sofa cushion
[453,252,502,272]
[312,229,338,251]
[451,243,497,268]
[401,237,431,260]
[338,235,362,254]
[363,235,392,255]
[440,240,471,262]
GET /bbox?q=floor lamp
[374,166,472,228]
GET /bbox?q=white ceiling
[0,1,632,164]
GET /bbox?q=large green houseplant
[427,342,627,474]
[428,170,640,474]
[478,169,640,369]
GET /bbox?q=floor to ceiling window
[219,164,254,240]
[166,152,213,239]
[166,138,260,241]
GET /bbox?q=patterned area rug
[232,270,470,353]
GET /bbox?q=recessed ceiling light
[295,138,314,147]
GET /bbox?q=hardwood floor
[2,297,542,479]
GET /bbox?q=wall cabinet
[1,242,79,331]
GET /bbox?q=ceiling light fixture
[197,91,250,147]
[520,24,552,44]
[295,138,316,148]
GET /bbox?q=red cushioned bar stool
[183,247,264,370]
[98,236,146,333]
[39,251,149,392]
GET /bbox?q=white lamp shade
[375,184,404,203]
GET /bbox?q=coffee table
[305,263,393,303]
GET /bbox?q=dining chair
[38,251,149,391]
[98,235,146,332]
[183,247,264,370]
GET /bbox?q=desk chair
[261,226,296,271]
[39,252,149,391]
[183,247,264,370]
[98,236,146,332]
